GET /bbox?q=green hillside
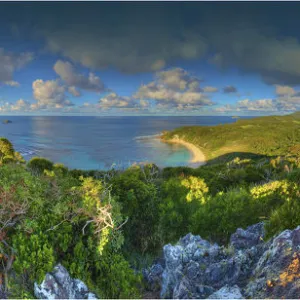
[162,112,300,161]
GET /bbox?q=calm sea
[0,116,249,170]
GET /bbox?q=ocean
[0,116,248,170]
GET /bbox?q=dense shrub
[159,176,207,243]
[0,138,24,164]
[27,157,54,174]
[191,188,257,243]
[110,166,161,255]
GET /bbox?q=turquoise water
[0,116,248,170]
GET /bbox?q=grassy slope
[162,112,300,161]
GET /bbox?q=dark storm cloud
[3,2,300,85]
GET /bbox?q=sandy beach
[165,135,206,167]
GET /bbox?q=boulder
[34,264,98,299]
[230,222,265,250]
[207,285,244,299]
[143,263,164,292]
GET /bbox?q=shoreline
[163,135,206,167]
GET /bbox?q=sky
[0,2,300,116]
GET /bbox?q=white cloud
[133,68,213,110]
[32,79,73,109]
[215,98,277,113]
[156,68,201,91]
[98,93,132,109]
[0,99,36,113]
[275,85,296,96]
[53,60,105,93]
[215,93,300,114]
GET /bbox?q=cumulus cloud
[0,99,36,113]
[215,99,276,113]
[275,85,296,96]
[32,79,73,109]
[223,86,237,94]
[156,68,201,91]
[0,48,33,83]
[98,93,132,109]
[53,60,105,93]
[134,68,213,110]
[215,84,300,113]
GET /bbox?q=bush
[27,157,54,174]
[191,188,256,243]
[94,251,142,299]
[0,138,24,164]
[53,163,69,175]
[110,167,161,255]
[159,176,207,244]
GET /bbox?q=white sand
[166,136,206,167]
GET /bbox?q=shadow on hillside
[69,151,292,178]
[204,152,270,166]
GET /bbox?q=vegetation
[1,113,300,298]
[162,112,300,161]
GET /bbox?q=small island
[2,119,12,124]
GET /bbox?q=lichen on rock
[34,264,98,299]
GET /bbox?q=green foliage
[110,166,161,254]
[12,232,55,283]
[53,163,68,175]
[0,137,25,164]
[27,157,54,174]
[0,137,14,159]
[95,251,142,299]
[162,113,300,160]
[0,160,141,298]
[159,176,204,243]
[191,188,257,243]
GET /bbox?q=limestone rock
[230,222,265,250]
[207,285,244,299]
[144,223,300,299]
[34,264,98,299]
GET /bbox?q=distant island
[2,119,12,124]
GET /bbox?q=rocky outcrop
[143,223,300,298]
[244,226,300,298]
[207,285,244,299]
[34,264,98,299]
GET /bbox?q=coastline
[163,135,206,167]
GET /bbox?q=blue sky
[0,2,299,116]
